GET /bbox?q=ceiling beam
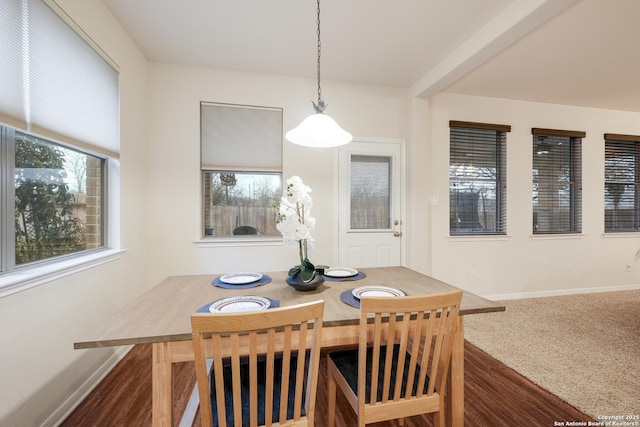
[409,0,579,99]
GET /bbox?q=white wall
[0,5,409,424]
[4,2,640,425]
[423,92,640,298]
[0,1,151,425]
[145,63,408,285]
[406,97,432,273]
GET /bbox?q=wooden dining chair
[191,300,324,427]
[327,291,463,427]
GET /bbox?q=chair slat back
[357,291,462,409]
[192,300,324,427]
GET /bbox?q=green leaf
[300,265,315,282]
[288,266,301,276]
[302,258,315,271]
[299,258,316,282]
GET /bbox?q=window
[1,128,105,270]
[350,155,392,230]
[532,128,583,234]
[0,0,118,278]
[449,121,509,235]
[604,133,640,232]
[201,103,282,238]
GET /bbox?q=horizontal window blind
[0,0,119,157]
[201,102,282,171]
[449,123,508,235]
[532,131,582,234]
[604,135,640,232]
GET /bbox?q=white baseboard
[485,283,640,301]
[41,345,133,427]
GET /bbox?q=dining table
[74,266,505,427]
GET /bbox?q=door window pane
[350,155,391,230]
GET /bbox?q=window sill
[448,235,509,242]
[602,232,640,238]
[194,236,283,248]
[530,233,583,240]
[0,248,126,298]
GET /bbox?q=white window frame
[0,125,122,297]
[199,102,283,243]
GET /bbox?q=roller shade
[201,102,282,171]
[0,0,119,157]
[0,0,22,127]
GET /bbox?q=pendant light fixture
[285,0,352,148]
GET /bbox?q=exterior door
[338,139,404,268]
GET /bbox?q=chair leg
[434,393,446,427]
[399,417,405,426]
[328,371,337,427]
[434,410,445,427]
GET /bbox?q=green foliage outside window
[14,134,86,264]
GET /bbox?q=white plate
[352,286,406,299]
[324,267,358,278]
[209,295,271,313]
[219,272,263,285]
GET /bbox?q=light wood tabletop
[74,266,505,427]
[74,266,503,349]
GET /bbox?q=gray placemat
[211,274,272,289]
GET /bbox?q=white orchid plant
[276,176,327,282]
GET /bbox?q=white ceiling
[103,0,640,113]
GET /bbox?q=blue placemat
[340,289,360,308]
[323,271,367,282]
[196,297,280,313]
[211,274,272,289]
[340,287,408,309]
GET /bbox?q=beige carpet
[464,289,640,419]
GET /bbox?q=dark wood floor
[62,341,594,426]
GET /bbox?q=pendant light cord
[313,0,326,113]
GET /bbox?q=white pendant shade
[285,112,352,148]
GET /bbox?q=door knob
[393,231,402,237]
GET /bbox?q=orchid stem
[299,240,305,266]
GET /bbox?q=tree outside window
[203,171,281,237]
[13,132,103,265]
